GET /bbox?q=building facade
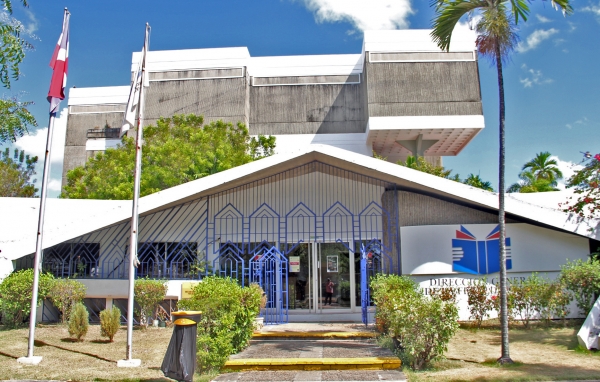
[63,29,484,185]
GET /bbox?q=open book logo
[452,225,512,275]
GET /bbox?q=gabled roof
[2,145,598,261]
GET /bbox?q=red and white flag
[47,10,70,114]
[121,25,149,137]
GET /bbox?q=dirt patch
[405,325,600,381]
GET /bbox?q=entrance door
[286,242,357,313]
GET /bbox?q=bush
[559,259,600,316]
[100,306,121,342]
[371,274,459,370]
[465,280,493,328]
[177,277,261,373]
[134,278,167,328]
[0,269,54,327]
[49,278,87,323]
[68,302,89,341]
[429,287,458,303]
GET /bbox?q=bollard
[160,311,202,382]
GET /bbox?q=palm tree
[522,151,563,184]
[508,170,559,193]
[464,173,494,191]
[431,0,572,364]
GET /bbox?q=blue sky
[2,0,600,197]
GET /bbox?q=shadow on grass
[0,350,18,359]
[90,339,112,344]
[33,339,116,363]
[60,337,80,343]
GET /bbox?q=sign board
[180,281,201,300]
[578,297,600,349]
[401,223,588,275]
[289,256,300,273]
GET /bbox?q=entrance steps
[221,323,403,374]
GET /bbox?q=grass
[0,324,218,381]
[381,320,600,382]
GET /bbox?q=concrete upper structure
[62,29,484,186]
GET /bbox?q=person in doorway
[325,278,334,305]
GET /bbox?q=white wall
[401,223,589,275]
[401,223,589,320]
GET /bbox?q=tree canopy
[61,114,276,200]
[0,0,37,143]
[508,152,562,193]
[0,147,38,197]
[562,153,600,219]
[463,173,494,191]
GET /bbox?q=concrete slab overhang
[367,115,484,162]
[1,145,598,262]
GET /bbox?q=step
[223,357,401,371]
[252,331,376,340]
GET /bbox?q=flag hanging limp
[47,10,70,114]
[121,29,149,138]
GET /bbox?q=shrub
[429,287,458,303]
[371,274,459,370]
[68,302,89,341]
[100,306,121,342]
[134,278,167,328]
[549,284,573,326]
[465,280,493,328]
[0,269,54,327]
[510,274,545,328]
[178,276,261,373]
[48,278,87,323]
[559,259,600,315]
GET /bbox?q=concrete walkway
[212,323,407,382]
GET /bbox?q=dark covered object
[161,311,202,382]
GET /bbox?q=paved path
[212,323,406,382]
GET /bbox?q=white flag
[121,28,149,137]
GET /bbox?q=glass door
[314,242,353,312]
[287,242,357,313]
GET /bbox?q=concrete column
[106,297,113,310]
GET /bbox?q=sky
[1,0,599,197]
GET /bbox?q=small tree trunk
[496,45,513,365]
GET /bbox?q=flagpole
[120,23,149,367]
[18,8,69,366]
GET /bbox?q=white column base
[117,359,141,367]
[17,356,43,365]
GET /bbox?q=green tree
[463,173,494,191]
[508,170,559,193]
[431,0,572,364]
[134,278,167,328]
[0,1,38,143]
[0,269,54,327]
[522,151,563,184]
[61,114,276,200]
[397,155,455,179]
[0,147,38,197]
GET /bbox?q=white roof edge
[3,146,597,261]
[68,86,131,106]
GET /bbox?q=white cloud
[516,28,559,53]
[581,2,600,19]
[297,0,414,31]
[47,178,62,192]
[552,156,583,190]
[535,14,551,23]
[565,116,589,129]
[519,64,553,88]
[11,108,68,195]
[22,9,38,35]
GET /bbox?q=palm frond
[431,0,487,51]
